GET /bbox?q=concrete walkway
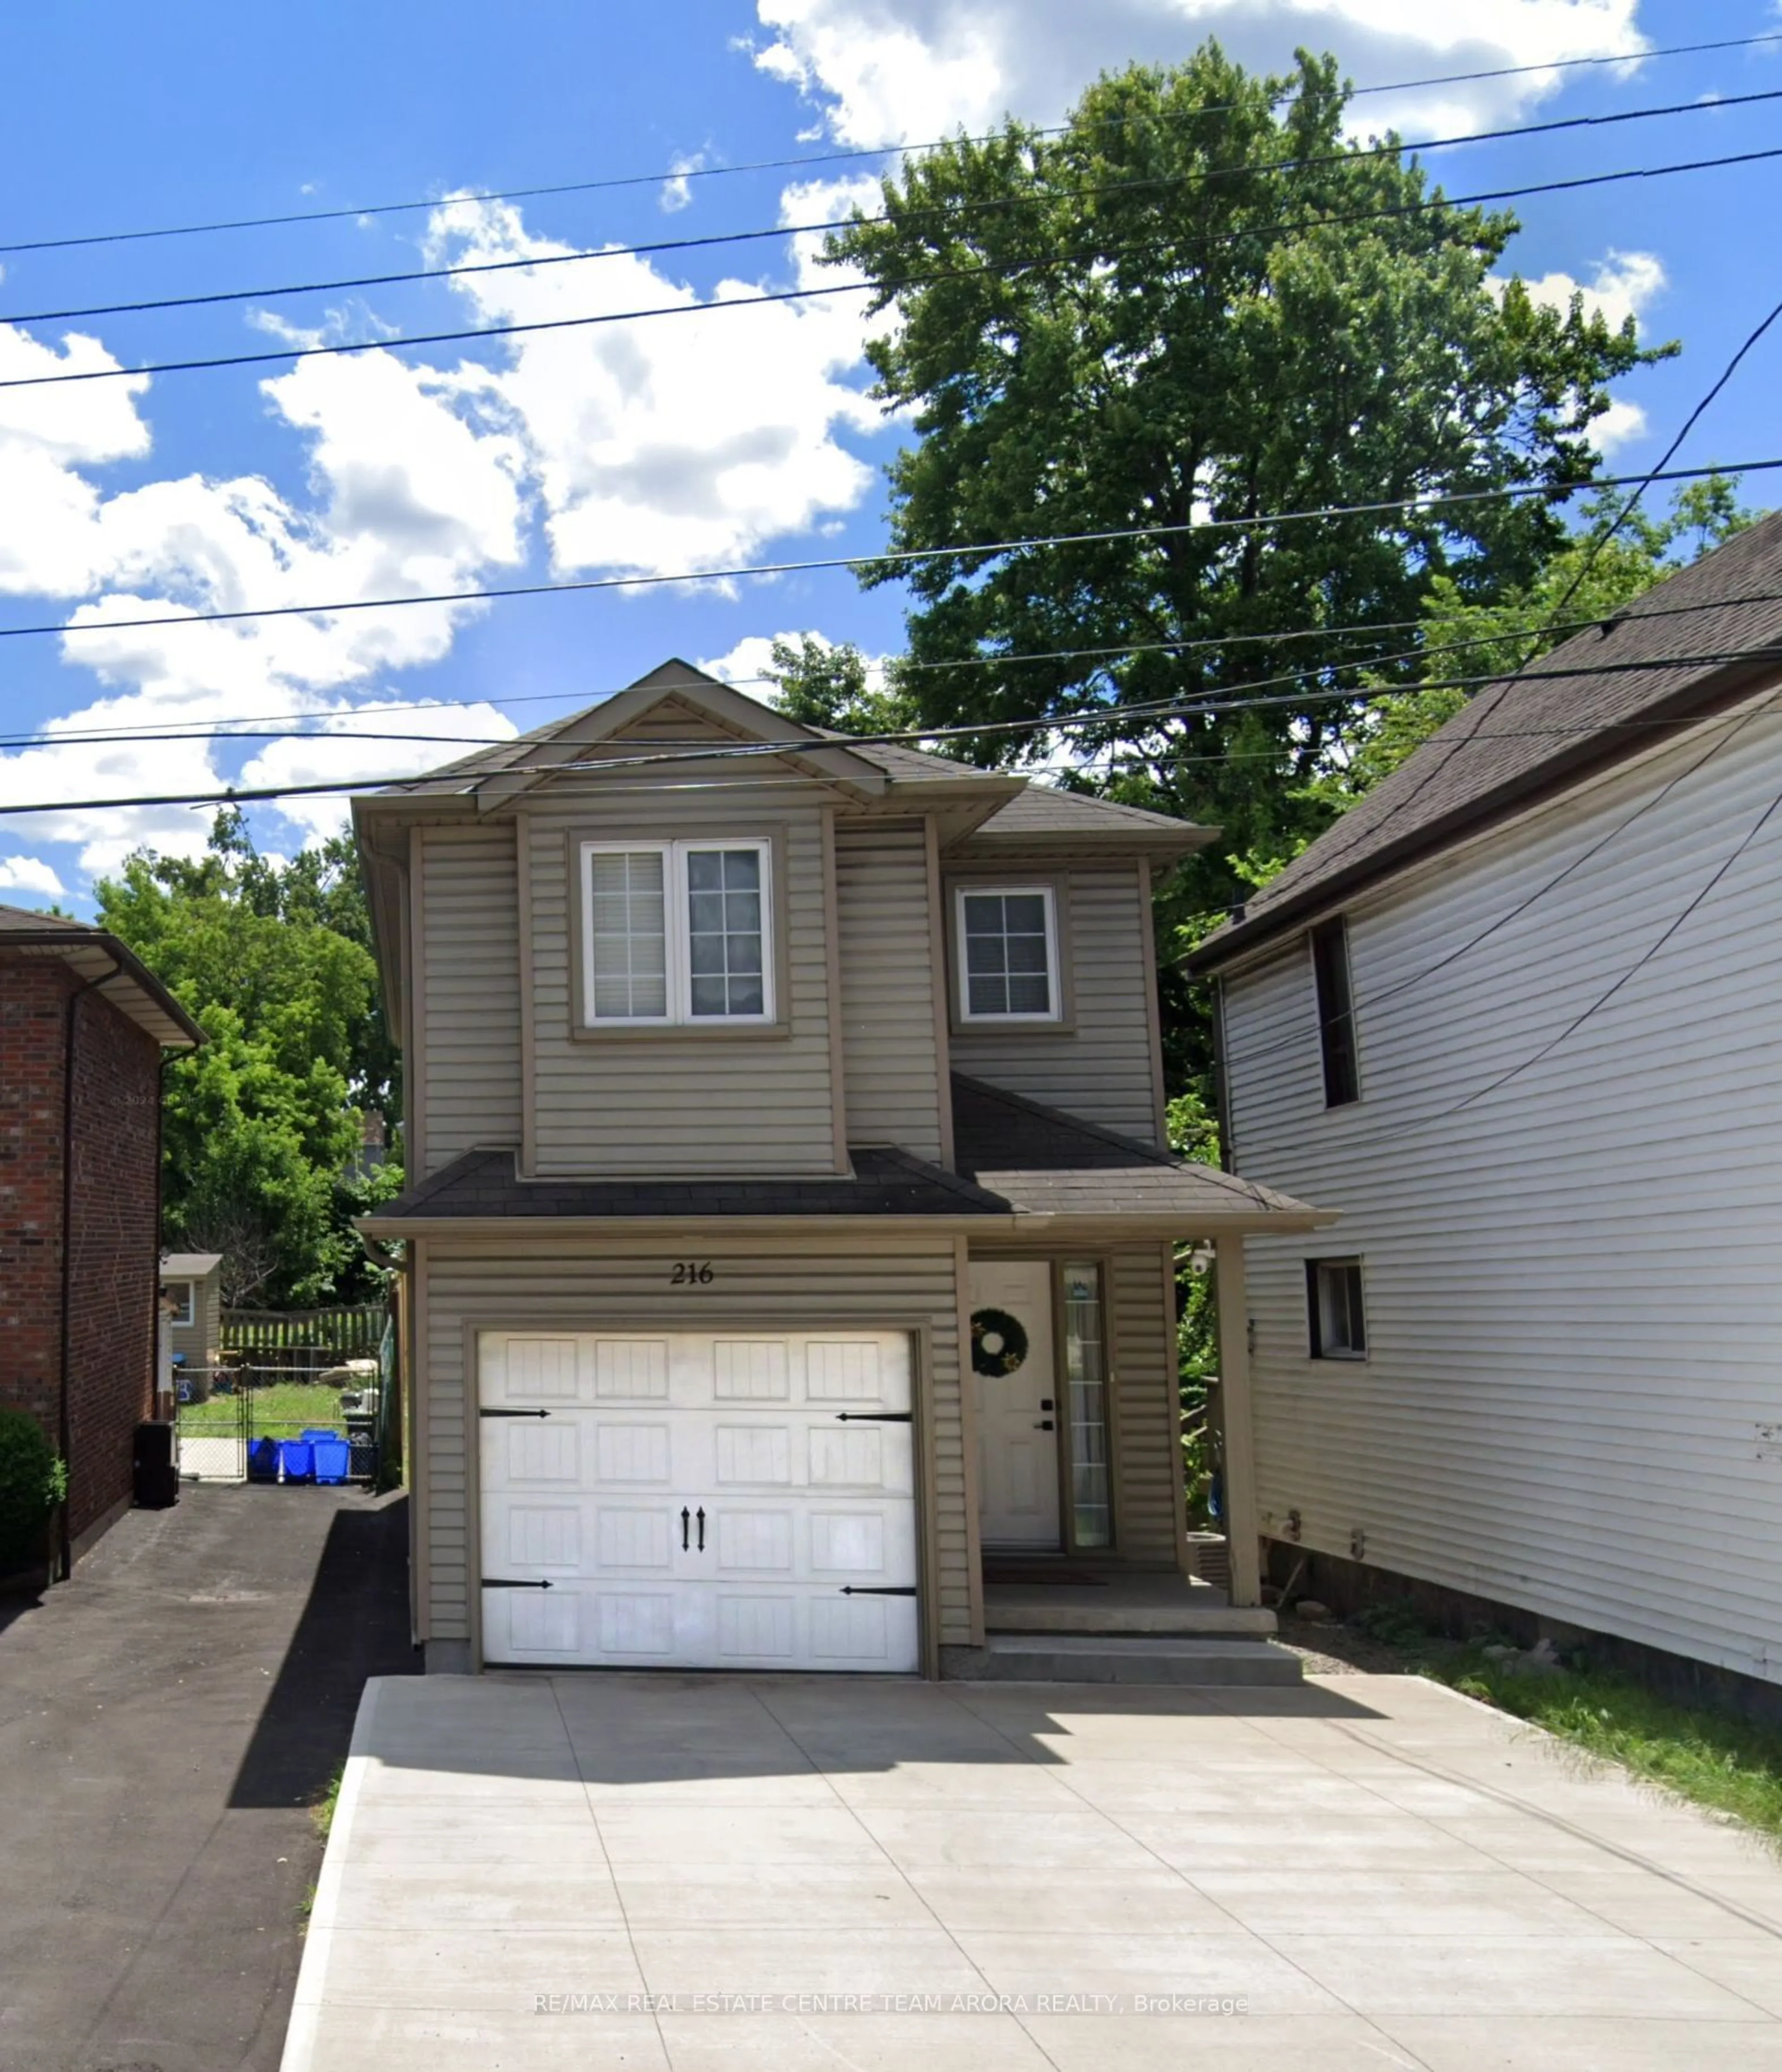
[286,1671,1782,2071]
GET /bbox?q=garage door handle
[1034,1419,1054,1431]
[840,1585,917,1596]
[834,1412,913,1423]
[483,1576,553,1589]
[681,1507,690,1551]
[697,1507,706,1551]
[479,1407,551,1419]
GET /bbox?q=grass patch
[312,1764,344,1843]
[1349,1603,1782,1845]
[178,1382,355,1436]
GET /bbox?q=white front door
[477,1330,919,1672]
[969,1262,1060,1548]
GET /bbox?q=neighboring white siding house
[1210,660,1782,1690]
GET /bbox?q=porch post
[1213,1233,1263,1608]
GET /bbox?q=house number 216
[670,1261,715,1285]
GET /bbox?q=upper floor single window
[581,838,774,1026]
[956,884,1061,1022]
[1309,917,1360,1105]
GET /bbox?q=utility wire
[6,455,1777,646]
[6,641,1782,818]
[1215,690,1782,1074]
[9,84,1775,332]
[19,568,1782,752]
[10,141,1782,394]
[3,27,1774,261]
[1387,766,1782,1136]
[1281,285,1782,883]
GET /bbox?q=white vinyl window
[582,839,774,1026]
[956,884,1060,1022]
[164,1282,195,1327]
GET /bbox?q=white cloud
[752,0,1650,143]
[0,854,65,897]
[237,699,520,841]
[660,153,708,212]
[697,632,804,690]
[424,196,881,582]
[1590,396,1647,456]
[1511,248,1667,333]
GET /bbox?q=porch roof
[360,1083,1330,1237]
[948,1074,1326,1228]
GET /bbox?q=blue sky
[2,0,1780,906]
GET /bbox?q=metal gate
[176,1363,385,1486]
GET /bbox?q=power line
[6,455,1776,647]
[5,28,1776,265]
[1389,763,1782,1136]
[1215,690,1782,1074]
[11,140,1782,395]
[7,641,1782,818]
[11,84,1776,333]
[1281,283,1782,884]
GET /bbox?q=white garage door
[477,1329,920,1672]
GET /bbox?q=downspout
[58,959,124,1581]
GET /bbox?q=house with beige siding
[355,661,1325,1676]
[1190,510,1782,1702]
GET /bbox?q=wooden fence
[221,1304,387,1362]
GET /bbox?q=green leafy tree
[763,635,921,737]
[95,813,401,1306]
[822,43,1669,1088]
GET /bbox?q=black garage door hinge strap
[839,1585,917,1596]
[482,1576,554,1589]
[479,1407,551,1418]
[833,1411,913,1423]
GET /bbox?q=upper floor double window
[956,884,1062,1024]
[581,838,775,1027]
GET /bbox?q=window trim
[570,830,787,1039]
[1306,1256,1368,1361]
[952,880,1065,1027]
[1309,916,1361,1107]
[164,1281,195,1328]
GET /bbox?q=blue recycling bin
[279,1439,315,1485]
[312,1439,350,1485]
[247,1437,280,1483]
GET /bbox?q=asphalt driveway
[291,1667,1782,2072]
[0,1484,414,2072]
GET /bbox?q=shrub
[0,1410,65,1572]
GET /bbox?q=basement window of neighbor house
[1309,917,1360,1105]
[1307,1258,1367,1360]
[581,838,774,1026]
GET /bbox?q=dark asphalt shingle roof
[367,1085,1321,1227]
[1192,507,1782,968]
[370,1143,1009,1222]
[949,1075,1317,1221]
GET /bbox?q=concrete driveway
[0,1484,414,2072]
[288,1669,1782,2072]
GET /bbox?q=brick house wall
[0,955,162,1555]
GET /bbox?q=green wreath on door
[971,1307,1030,1377]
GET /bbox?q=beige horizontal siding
[523,786,839,1175]
[418,826,523,1175]
[1220,705,1782,1685]
[835,820,946,1162]
[1110,1245,1184,1566]
[420,1239,968,1652]
[950,867,1162,1144]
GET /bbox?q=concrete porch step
[942,1634,1304,1686]
[986,1597,1277,1638]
